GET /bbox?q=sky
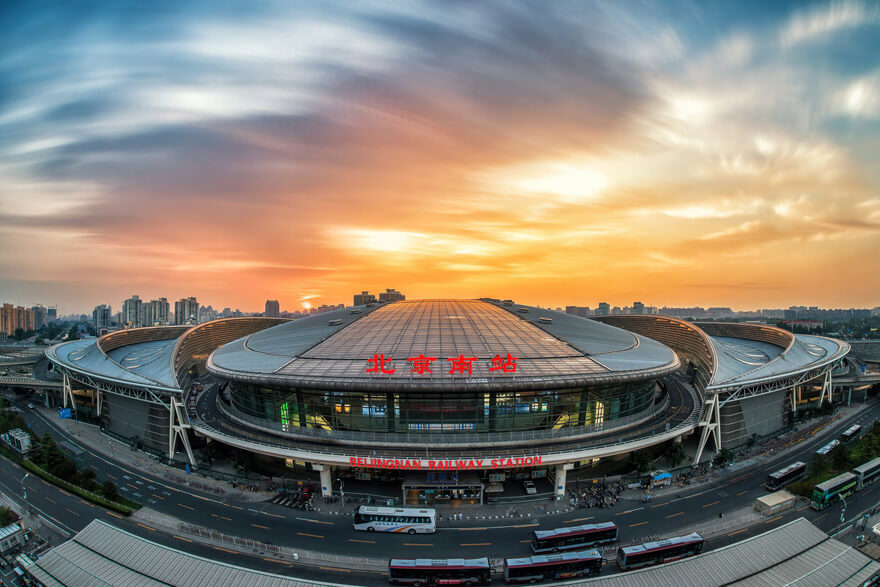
[1,0,879,314]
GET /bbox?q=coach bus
[810,472,858,510]
[841,425,861,444]
[815,439,839,456]
[503,550,603,584]
[388,557,491,586]
[530,521,618,553]
[353,506,436,534]
[616,532,705,571]
[855,457,880,490]
[764,461,807,491]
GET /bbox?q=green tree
[66,325,79,341]
[627,451,652,474]
[51,460,76,481]
[830,442,851,471]
[664,442,686,468]
[810,454,830,480]
[0,506,16,526]
[712,448,733,468]
[39,431,65,470]
[102,481,118,501]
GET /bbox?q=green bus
[810,472,857,510]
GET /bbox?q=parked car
[523,480,537,495]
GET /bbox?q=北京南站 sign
[348,456,543,470]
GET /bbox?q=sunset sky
[2,1,879,314]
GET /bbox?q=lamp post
[337,477,345,503]
[21,473,29,499]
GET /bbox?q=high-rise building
[353,291,377,306]
[122,295,143,328]
[92,304,112,331]
[565,306,590,317]
[144,298,170,326]
[378,288,405,303]
[265,300,280,317]
[47,307,57,323]
[174,297,199,325]
[0,303,36,337]
[31,305,48,329]
[595,302,611,316]
[632,301,645,315]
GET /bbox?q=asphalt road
[3,393,879,585]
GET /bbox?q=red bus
[530,521,618,553]
[389,557,491,586]
[503,549,602,583]
[616,532,704,571]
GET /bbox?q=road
[3,394,879,584]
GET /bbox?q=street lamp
[839,494,848,523]
[337,477,345,503]
[21,473,29,499]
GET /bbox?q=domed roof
[207,299,679,391]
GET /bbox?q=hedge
[21,459,139,515]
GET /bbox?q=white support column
[168,396,195,466]
[96,390,103,417]
[555,463,573,499]
[315,464,332,498]
[791,385,798,415]
[693,394,722,465]
[818,370,831,406]
[62,373,76,409]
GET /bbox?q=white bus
[353,506,436,534]
[815,439,839,456]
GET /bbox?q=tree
[664,442,686,468]
[51,460,76,481]
[627,451,652,474]
[712,448,732,469]
[39,431,65,470]
[66,325,79,341]
[810,454,830,480]
[102,481,118,501]
[830,443,851,472]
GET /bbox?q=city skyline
[2,2,880,312]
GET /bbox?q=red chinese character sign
[365,353,395,374]
[489,353,517,373]
[407,355,437,374]
[448,354,477,375]
[366,352,518,376]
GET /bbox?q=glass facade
[228,380,656,436]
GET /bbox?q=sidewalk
[33,406,274,503]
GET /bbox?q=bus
[388,558,491,586]
[841,425,861,444]
[815,439,839,456]
[854,457,880,490]
[503,550,602,584]
[353,506,436,534]
[616,532,704,571]
[530,522,618,553]
[810,472,858,510]
[764,461,807,491]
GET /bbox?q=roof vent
[517,307,529,313]
[539,317,553,324]
[349,309,362,314]
[328,319,343,326]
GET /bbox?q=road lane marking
[563,517,593,523]
[65,508,80,517]
[651,502,669,508]
[405,543,432,546]
[765,515,783,524]
[295,517,333,525]
[349,539,376,544]
[45,497,56,504]
[263,512,286,519]
[461,543,492,546]
[107,474,117,480]
[514,523,539,528]
[178,503,195,511]
[59,489,72,496]
[520,539,532,543]
[728,529,748,536]
[152,494,165,500]
[80,499,95,508]
[220,516,232,521]
[105,511,124,519]
[252,523,270,530]
[457,527,487,531]
[126,483,137,490]
[225,504,244,510]
[737,490,749,496]
[319,567,351,573]
[297,532,323,539]
[137,523,157,532]
[212,546,237,554]
[630,521,648,527]
[797,505,810,511]
[703,501,719,508]
[173,535,192,543]
[263,558,290,564]
[666,512,684,518]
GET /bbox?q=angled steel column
[168,396,195,465]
